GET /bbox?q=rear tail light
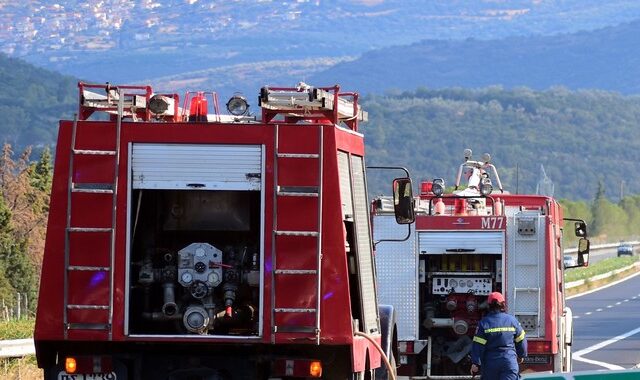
[273,358,323,378]
[528,340,552,353]
[65,357,77,374]
[64,356,113,373]
[309,361,322,377]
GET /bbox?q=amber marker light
[310,361,322,377]
[65,357,77,373]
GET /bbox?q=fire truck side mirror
[577,238,590,267]
[393,177,415,224]
[574,221,587,238]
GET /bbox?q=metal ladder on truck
[262,84,366,344]
[271,123,324,344]
[511,211,544,338]
[63,85,148,339]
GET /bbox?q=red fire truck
[34,82,412,379]
[372,149,590,378]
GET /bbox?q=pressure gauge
[181,272,193,284]
[209,271,221,287]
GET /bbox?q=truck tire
[376,305,398,380]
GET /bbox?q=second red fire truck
[372,149,590,378]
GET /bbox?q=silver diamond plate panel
[373,214,418,341]
[351,156,379,334]
[506,211,546,337]
[337,152,353,218]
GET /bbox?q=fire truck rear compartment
[420,252,502,375]
[128,189,262,336]
[126,142,264,337]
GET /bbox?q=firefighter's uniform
[471,310,527,379]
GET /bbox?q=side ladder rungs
[68,266,111,271]
[275,269,318,275]
[72,183,114,194]
[67,227,113,233]
[277,153,319,159]
[67,304,110,310]
[66,323,111,331]
[73,149,116,156]
[275,231,319,237]
[275,308,316,313]
[274,325,318,333]
[277,186,318,197]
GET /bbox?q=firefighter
[470,291,527,379]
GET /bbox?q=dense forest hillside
[361,87,640,200]
[0,54,76,150]
[3,55,640,201]
[312,20,640,95]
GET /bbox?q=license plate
[57,371,116,380]
[522,355,551,365]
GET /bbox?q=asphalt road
[567,271,640,371]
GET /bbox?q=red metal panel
[275,275,317,309]
[69,193,112,228]
[66,329,110,341]
[69,232,111,268]
[351,335,383,372]
[274,236,317,270]
[277,158,319,188]
[35,122,73,340]
[74,122,117,151]
[72,155,115,184]
[335,127,365,156]
[315,128,357,342]
[416,215,506,230]
[277,125,320,154]
[67,271,110,306]
[276,197,319,232]
[67,308,109,325]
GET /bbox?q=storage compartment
[126,143,263,337]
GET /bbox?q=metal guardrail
[564,240,640,254]
[0,338,34,358]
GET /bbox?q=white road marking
[585,311,592,315]
[573,355,625,370]
[607,305,613,308]
[616,302,622,305]
[624,299,630,302]
[573,325,640,370]
[596,308,603,312]
[573,315,580,319]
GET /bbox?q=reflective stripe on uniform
[485,327,516,333]
[515,330,526,343]
[473,336,487,345]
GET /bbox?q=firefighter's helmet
[487,291,505,305]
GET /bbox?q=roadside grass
[0,356,41,379]
[565,255,640,283]
[0,318,35,340]
[0,318,40,379]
